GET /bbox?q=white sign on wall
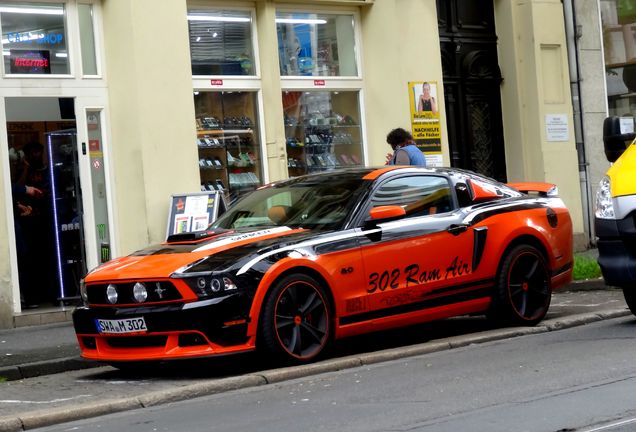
[545,114,569,142]
[619,117,635,134]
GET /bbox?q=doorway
[437,0,507,182]
[6,97,86,308]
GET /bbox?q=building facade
[0,0,585,328]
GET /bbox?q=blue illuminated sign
[6,32,64,45]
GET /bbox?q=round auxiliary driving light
[211,278,222,292]
[106,284,118,304]
[196,277,207,289]
[133,282,148,303]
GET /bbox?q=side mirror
[603,116,635,163]
[369,205,406,221]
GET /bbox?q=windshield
[212,175,369,231]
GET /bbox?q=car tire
[259,273,332,363]
[489,244,551,326]
[622,288,636,316]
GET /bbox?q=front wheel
[489,244,551,326]
[259,273,332,363]
[622,288,636,316]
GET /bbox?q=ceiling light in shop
[55,52,67,58]
[275,18,327,25]
[187,15,250,23]
[2,51,9,56]
[0,6,63,15]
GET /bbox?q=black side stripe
[339,284,493,326]
[552,261,573,277]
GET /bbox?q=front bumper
[73,293,254,362]
[595,213,636,288]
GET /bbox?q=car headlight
[181,275,239,299]
[595,176,615,219]
[132,282,148,303]
[106,284,118,304]
[80,279,88,304]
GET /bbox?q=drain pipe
[563,0,594,247]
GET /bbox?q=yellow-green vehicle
[597,116,636,313]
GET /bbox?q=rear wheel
[259,273,332,363]
[622,288,636,316]
[489,244,551,326]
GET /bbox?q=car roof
[266,166,485,184]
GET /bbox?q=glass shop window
[187,8,255,76]
[276,12,357,77]
[1,2,70,75]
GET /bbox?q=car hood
[608,143,636,198]
[85,227,311,282]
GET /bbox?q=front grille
[106,335,168,348]
[87,281,182,305]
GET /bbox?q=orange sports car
[73,167,573,367]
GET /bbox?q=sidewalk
[0,275,626,383]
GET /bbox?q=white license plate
[96,317,147,334]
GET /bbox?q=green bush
[573,254,602,281]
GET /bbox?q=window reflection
[1,2,69,74]
[276,12,357,77]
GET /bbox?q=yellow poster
[409,81,442,160]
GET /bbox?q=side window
[370,176,454,217]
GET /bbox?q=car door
[356,174,478,315]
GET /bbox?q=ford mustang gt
[73,167,573,366]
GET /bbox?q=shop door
[45,130,88,303]
[437,0,507,182]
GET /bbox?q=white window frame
[77,0,104,79]
[0,0,105,83]
[189,3,269,187]
[276,6,363,81]
[277,6,368,166]
[187,2,261,82]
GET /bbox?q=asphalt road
[31,316,636,432]
[0,286,629,431]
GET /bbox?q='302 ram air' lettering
[367,256,471,294]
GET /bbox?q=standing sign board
[166,191,227,239]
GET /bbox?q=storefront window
[78,3,97,75]
[283,90,363,177]
[194,91,263,202]
[276,12,357,77]
[0,2,70,75]
[187,9,255,76]
[601,0,636,115]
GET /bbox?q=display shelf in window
[194,91,263,201]
[282,90,365,177]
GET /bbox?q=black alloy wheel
[260,274,332,363]
[622,288,636,316]
[490,244,551,326]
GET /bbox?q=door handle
[447,224,468,236]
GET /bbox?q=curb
[0,307,631,431]
[0,357,99,382]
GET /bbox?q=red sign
[314,80,326,86]
[176,199,185,212]
[10,50,51,74]
[89,139,100,152]
[210,79,224,86]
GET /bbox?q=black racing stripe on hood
[132,230,317,256]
